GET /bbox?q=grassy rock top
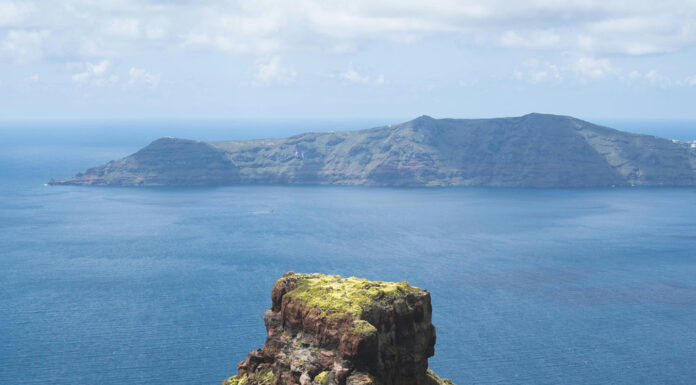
[228,272,444,385]
[281,273,424,318]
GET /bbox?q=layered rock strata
[223,272,454,385]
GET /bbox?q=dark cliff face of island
[49,113,696,188]
[223,272,453,385]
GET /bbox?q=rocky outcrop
[222,272,454,385]
[49,113,696,187]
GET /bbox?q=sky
[1,0,696,120]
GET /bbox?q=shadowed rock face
[223,273,453,385]
[49,113,696,188]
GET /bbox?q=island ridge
[49,113,696,188]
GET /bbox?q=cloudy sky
[1,0,696,120]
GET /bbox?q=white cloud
[498,30,561,49]
[339,62,370,84]
[572,57,615,79]
[145,26,166,40]
[128,67,159,87]
[685,75,696,86]
[0,0,695,95]
[27,74,39,82]
[104,18,140,38]
[0,1,28,26]
[253,56,296,86]
[644,69,672,87]
[72,59,118,86]
[585,15,687,55]
[623,70,696,88]
[0,0,694,62]
[181,8,283,54]
[625,69,696,88]
[89,60,109,75]
[71,72,89,83]
[143,16,170,40]
[173,1,696,56]
[513,56,622,84]
[458,78,479,87]
[514,59,563,84]
[337,62,385,85]
[0,29,50,62]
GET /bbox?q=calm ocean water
[2,120,696,385]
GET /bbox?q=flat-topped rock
[223,272,453,385]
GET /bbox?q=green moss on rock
[425,369,454,385]
[282,273,422,317]
[223,365,275,385]
[313,370,329,385]
[222,374,247,385]
[351,319,377,335]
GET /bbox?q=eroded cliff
[223,272,454,385]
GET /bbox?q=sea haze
[2,120,696,385]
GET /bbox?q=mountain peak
[413,115,435,122]
[520,112,575,120]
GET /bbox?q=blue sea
[2,119,696,385]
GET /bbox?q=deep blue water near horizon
[2,120,696,385]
